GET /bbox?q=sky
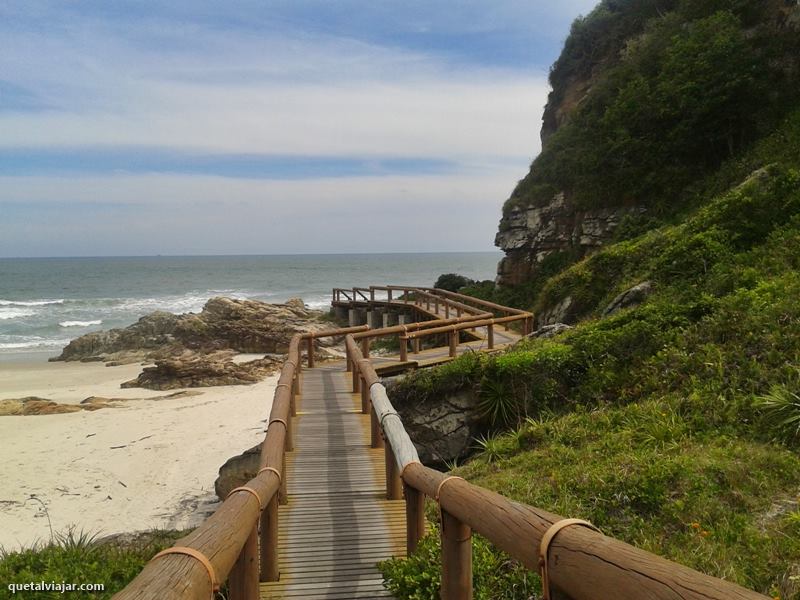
[0,1,599,257]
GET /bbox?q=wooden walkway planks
[260,363,405,600]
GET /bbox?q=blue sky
[0,1,598,257]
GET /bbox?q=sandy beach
[0,357,275,550]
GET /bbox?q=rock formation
[495,194,645,287]
[0,391,202,416]
[602,281,654,317]
[52,297,328,364]
[215,444,261,500]
[385,385,483,466]
[122,351,282,390]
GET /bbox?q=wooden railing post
[361,337,370,359]
[353,364,360,393]
[405,484,425,555]
[371,403,384,449]
[441,509,472,600]
[307,335,315,368]
[449,330,457,357]
[284,414,293,452]
[400,336,408,362]
[279,453,288,505]
[260,495,279,582]
[229,523,259,599]
[384,441,402,500]
[413,337,421,354]
[361,378,369,414]
[487,323,494,349]
[445,304,450,318]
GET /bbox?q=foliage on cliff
[506,0,800,215]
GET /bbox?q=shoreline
[0,358,275,551]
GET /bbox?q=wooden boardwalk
[260,363,406,599]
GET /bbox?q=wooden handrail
[115,336,302,599]
[418,287,531,316]
[301,324,370,339]
[344,334,769,600]
[352,313,490,340]
[399,314,522,339]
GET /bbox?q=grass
[0,529,187,599]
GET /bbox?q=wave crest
[59,320,103,328]
[0,299,65,307]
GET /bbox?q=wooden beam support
[385,441,402,500]
[441,509,472,600]
[361,379,369,414]
[371,404,384,449]
[405,483,425,555]
[259,496,279,582]
[229,524,259,600]
[306,336,314,368]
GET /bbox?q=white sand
[0,359,275,550]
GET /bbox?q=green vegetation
[383,2,800,598]
[0,529,186,599]
[379,525,534,600]
[433,273,475,292]
[507,1,800,214]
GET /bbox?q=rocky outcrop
[388,387,483,466]
[121,351,281,390]
[214,444,261,500]
[0,391,202,416]
[602,281,654,317]
[53,311,183,363]
[53,297,326,363]
[527,323,573,339]
[495,193,645,287]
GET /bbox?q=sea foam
[0,308,36,320]
[0,299,65,307]
[59,320,103,328]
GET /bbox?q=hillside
[381,1,800,598]
[495,0,800,289]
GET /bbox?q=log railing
[344,334,769,600]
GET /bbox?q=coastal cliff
[495,0,800,291]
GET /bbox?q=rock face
[53,297,326,363]
[122,351,281,390]
[215,444,262,500]
[527,323,573,339]
[602,281,654,317]
[495,193,645,287]
[387,387,483,466]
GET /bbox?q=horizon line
[0,250,502,260]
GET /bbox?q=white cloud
[0,168,522,255]
[0,77,548,161]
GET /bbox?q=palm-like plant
[756,384,800,442]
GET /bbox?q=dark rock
[527,323,573,339]
[215,443,262,500]
[121,351,281,390]
[602,281,654,317]
[389,387,483,466]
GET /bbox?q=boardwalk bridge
[116,286,769,600]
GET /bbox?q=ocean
[0,253,501,360]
